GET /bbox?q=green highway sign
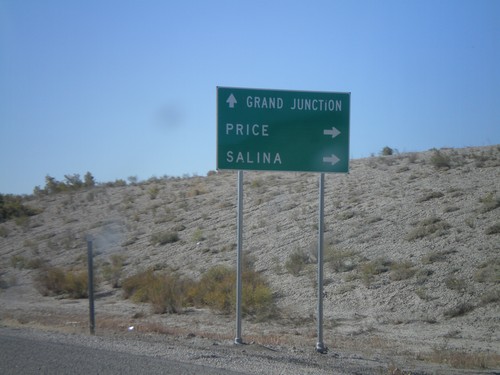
[217,87,350,173]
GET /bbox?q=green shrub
[37,173,96,194]
[381,146,393,156]
[0,194,41,223]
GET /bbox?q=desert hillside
[1,145,499,372]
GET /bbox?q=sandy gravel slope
[1,145,499,374]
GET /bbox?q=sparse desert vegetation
[0,145,499,372]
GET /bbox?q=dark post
[87,239,95,335]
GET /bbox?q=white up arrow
[323,127,341,138]
[226,94,237,108]
[323,154,340,165]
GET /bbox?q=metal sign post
[235,170,244,344]
[316,173,326,353]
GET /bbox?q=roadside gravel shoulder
[0,325,490,375]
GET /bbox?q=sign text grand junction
[217,87,350,173]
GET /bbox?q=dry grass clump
[101,254,126,288]
[478,192,500,213]
[122,270,192,314]
[389,261,416,281]
[150,230,179,245]
[421,249,455,264]
[429,149,451,169]
[187,184,207,197]
[325,248,361,273]
[480,288,500,305]
[426,348,500,369]
[10,255,46,270]
[0,225,9,238]
[34,266,90,298]
[474,258,499,283]
[285,248,311,276]
[444,276,466,291]
[406,217,450,241]
[193,265,275,320]
[360,257,391,285]
[485,222,500,235]
[122,265,276,320]
[443,302,475,318]
[416,191,444,203]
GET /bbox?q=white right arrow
[226,93,237,108]
[323,154,340,165]
[323,127,341,138]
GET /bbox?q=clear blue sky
[1,0,499,194]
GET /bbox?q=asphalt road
[0,328,247,375]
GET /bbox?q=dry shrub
[422,249,455,264]
[122,265,276,320]
[285,248,311,276]
[444,302,475,318]
[150,230,179,245]
[122,270,192,314]
[485,223,500,235]
[427,348,500,369]
[430,149,451,169]
[187,184,207,197]
[34,266,89,298]
[390,261,416,281]
[474,258,500,283]
[480,288,500,305]
[478,192,500,213]
[102,254,126,288]
[416,191,444,203]
[325,248,360,273]
[406,217,450,241]
[192,266,234,313]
